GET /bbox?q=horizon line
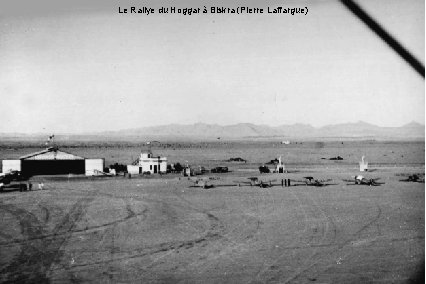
[1,120,424,135]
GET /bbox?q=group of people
[20,182,45,192]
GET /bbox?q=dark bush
[229,157,246,162]
[109,163,127,173]
[259,166,270,173]
[174,163,183,172]
[211,167,228,173]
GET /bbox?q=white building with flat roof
[127,152,167,175]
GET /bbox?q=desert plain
[0,139,424,283]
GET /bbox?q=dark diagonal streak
[340,0,425,78]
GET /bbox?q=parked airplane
[292,177,335,187]
[190,178,214,189]
[398,174,425,183]
[189,176,224,189]
[343,175,384,186]
[235,177,278,188]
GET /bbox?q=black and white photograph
[0,0,424,283]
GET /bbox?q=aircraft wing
[233,181,253,186]
[290,179,306,183]
[262,179,277,183]
[318,179,333,182]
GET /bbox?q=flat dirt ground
[0,140,424,283]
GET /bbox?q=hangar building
[2,147,104,176]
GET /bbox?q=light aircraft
[188,176,223,189]
[92,169,114,176]
[398,174,425,183]
[343,175,384,186]
[291,177,335,187]
[235,177,278,188]
[190,179,214,189]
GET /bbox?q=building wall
[127,165,142,175]
[127,161,167,174]
[159,161,167,173]
[2,160,21,173]
[85,159,105,176]
[139,160,167,174]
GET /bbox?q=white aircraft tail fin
[359,155,368,172]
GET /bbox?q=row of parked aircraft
[186,155,424,189]
[189,173,424,189]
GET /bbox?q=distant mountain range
[1,121,423,140]
[99,121,425,139]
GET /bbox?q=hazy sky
[0,0,424,133]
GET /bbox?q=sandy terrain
[0,141,424,283]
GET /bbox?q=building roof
[19,147,85,160]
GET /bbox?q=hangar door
[21,160,85,176]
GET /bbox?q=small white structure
[127,152,167,175]
[183,166,195,177]
[281,141,290,145]
[276,156,285,173]
[2,160,21,173]
[85,159,105,176]
[359,156,368,172]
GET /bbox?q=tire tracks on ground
[0,190,97,283]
